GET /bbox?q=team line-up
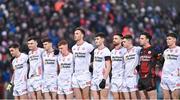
[7,27,180,99]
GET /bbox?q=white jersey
[42,51,58,78]
[28,48,44,77]
[124,46,141,77]
[111,47,127,78]
[12,53,28,84]
[93,47,111,79]
[72,41,94,73]
[162,46,180,80]
[58,53,74,78]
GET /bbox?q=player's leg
[58,94,65,99]
[36,90,43,99]
[130,91,138,99]
[14,96,19,100]
[147,90,157,99]
[123,92,130,99]
[44,92,51,99]
[29,92,36,99]
[171,89,179,99]
[51,92,57,99]
[111,82,120,99]
[73,88,83,99]
[112,92,120,99]
[66,93,73,99]
[163,89,170,99]
[91,90,100,99]
[19,93,28,99]
[82,86,90,99]
[100,89,109,99]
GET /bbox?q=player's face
[9,48,18,57]
[74,30,83,41]
[139,35,148,46]
[166,36,176,47]
[95,37,104,46]
[122,39,129,48]
[43,42,52,51]
[27,40,37,50]
[113,35,121,46]
[58,44,67,55]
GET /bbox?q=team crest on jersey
[148,51,151,54]
[170,49,173,53]
[175,49,178,53]
[67,58,70,61]
[77,47,80,50]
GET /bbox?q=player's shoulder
[134,46,142,51]
[21,53,28,58]
[176,46,180,50]
[38,47,44,52]
[84,41,93,46]
[104,47,111,53]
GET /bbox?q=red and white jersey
[12,53,28,84]
[111,47,127,77]
[162,46,180,78]
[93,47,111,78]
[124,46,141,77]
[28,48,44,77]
[42,51,58,78]
[58,53,74,78]
[72,41,94,73]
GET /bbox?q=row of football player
[7,27,180,99]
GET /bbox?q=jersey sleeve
[87,43,94,53]
[104,48,111,61]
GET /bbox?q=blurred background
[0,0,180,99]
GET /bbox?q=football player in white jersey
[57,40,74,99]
[111,34,127,99]
[122,35,141,99]
[91,33,111,99]
[41,38,58,99]
[8,43,28,99]
[161,33,180,99]
[72,27,94,99]
[27,36,43,99]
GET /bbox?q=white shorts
[72,72,91,89]
[111,77,123,92]
[161,76,178,91]
[91,77,110,91]
[121,76,138,92]
[42,77,57,93]
[13,81,27,96]
[57,75,73,95]
[27,76,42,92]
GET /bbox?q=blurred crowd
[0,0,180,98]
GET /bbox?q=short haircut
[95,32,105,38]
[114,33,123,39]
[58,40,68,46]
[41,37,52,43]
[9,43,20,49]
[75,27,86,35]
[140,32,152,41]
[123,35,133,40]
[27,36,38,42]
[167,33,177,39]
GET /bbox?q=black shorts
[138,76,156,91]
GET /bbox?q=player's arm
[7,58,15,91]
[27,59,30,79]
[89,49,95,73]
[99,56,111,89]
[103,56,111,79]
